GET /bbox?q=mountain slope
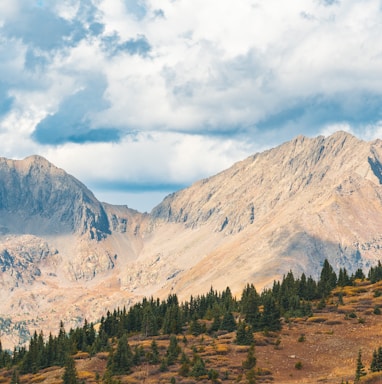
[3,131,382,348]
[149,131,382,294]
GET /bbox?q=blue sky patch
[124,0,147,20]
[2,6,77,51]
[102,33,151,57]
[90,180,188,193]
[0,82,13,116]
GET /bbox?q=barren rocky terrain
[3,131,382,349]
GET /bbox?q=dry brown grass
[6,280,382,383]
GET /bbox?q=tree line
[1,258,382,380]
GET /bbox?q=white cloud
[42,131,253,188]
[1,0,382,209]
[319,123,354,138]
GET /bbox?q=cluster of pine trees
[1,259,382,381]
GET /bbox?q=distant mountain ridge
[2,131,382,348]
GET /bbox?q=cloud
[319,0,339,6]
[1,0,382,210]
[32,76,122,145]
[42,131,253,198]
[257,92,382,137]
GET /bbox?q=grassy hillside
[3,274,382,383]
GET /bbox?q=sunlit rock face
[3,131,382,349]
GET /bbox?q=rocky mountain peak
[3,132,382,349]
[0,155,109,237]
[150,131,376,234]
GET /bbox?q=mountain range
[2,131,382,348]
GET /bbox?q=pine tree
[179,351,190,377]
[220,311,236,332]
[242,344,256,370]
[133,345,144,366]
[189,318,204,336]
[318,259,337,298]
[10,369,20,384]
[261,294,281,331]
[141,304,158,336]
[147,340,160,364]
[62,356,78,384]
[371,346,382,372]
[355,349,366,382]
[371,349,379,372]
[235,321,254,346]
[109,334,133,375]
[241,284,261,329]
[163,304,182,334]
[190,355,207,378]
[209,315,221,334]
[167,335,181,365]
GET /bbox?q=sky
[1,0,382,212]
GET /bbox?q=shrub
[298,334,305,342]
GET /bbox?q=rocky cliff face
[3,131,382,349]
[0,155,110,237]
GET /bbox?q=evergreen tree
[141,304,158,336]
[209,315,221,334]
[305,276,318,300]
[241,284,261,329]
[355,349,366,382]
[242,344,256,370]
[109,334,133,375]
[159,357,168,372]
[354,268,365,280]
[56,321,69,366]
[146,340,160,364]
[133,345,144,366]
[167,335,181,365]
[370,347,382,372]
[261,294,281,331]
[318,259,337,298]
[189,318,204,336]
[235,321,254,346]
[163,303,182,334]
[338,268,351,287]
[62,356,78,384]
[220,311,236,332]
[368,261,382,283]
[10,369,20,384]
[370,349,379,372]
[190,355,207,378]
[179,352,190,377]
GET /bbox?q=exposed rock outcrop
[0,155,111,237]
[3,131,382,348]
